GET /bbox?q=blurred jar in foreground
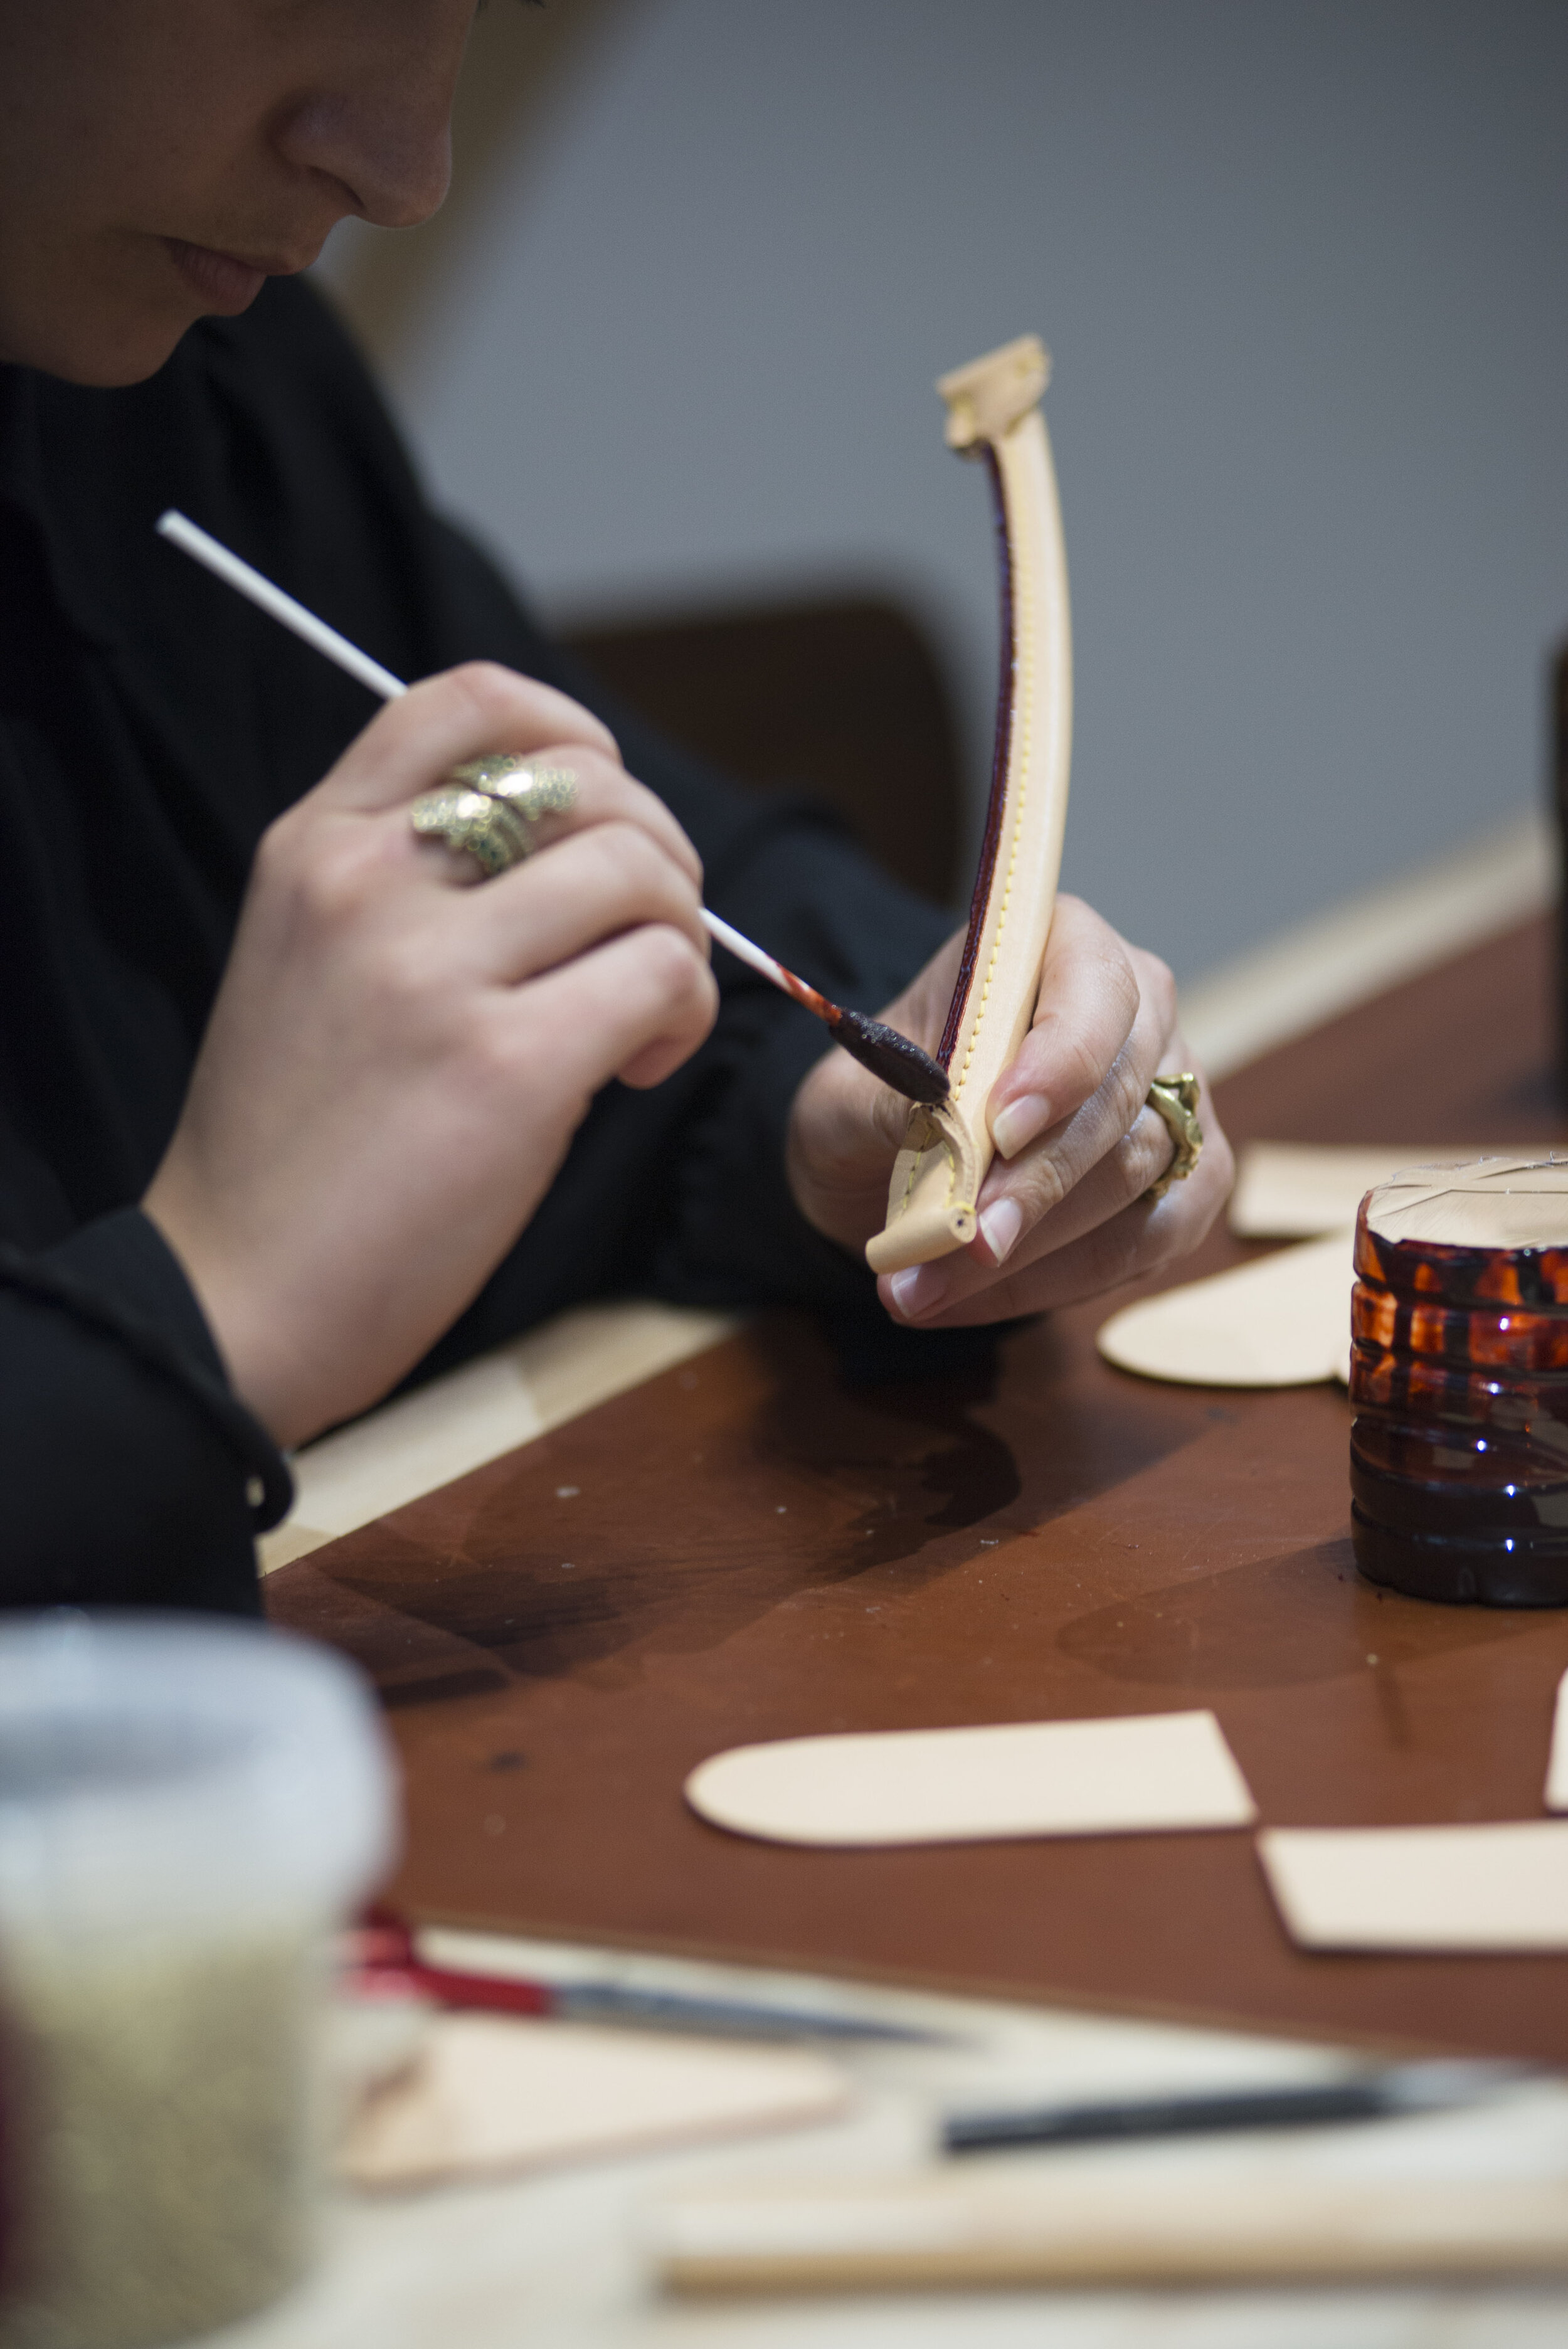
[1350,1155,1568,1606]
[0,1615,396,2349]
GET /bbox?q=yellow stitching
[936,1110,967,1214]
[891,1111,949,1222]
[893,1117,962,1226]
[956,442,1034,1096]
[886,426,1044,1238]
[953,431,1037,1111]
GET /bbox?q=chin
[20,304,208,388]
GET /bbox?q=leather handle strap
[866,335,1073,1275]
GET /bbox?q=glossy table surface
[269,916,1568,2062]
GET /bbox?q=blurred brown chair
[561,595,965,906]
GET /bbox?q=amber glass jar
[1350,1155,1568,1605]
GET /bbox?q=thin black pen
[943,2060,1529,2155]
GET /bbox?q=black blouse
[0,279,951,1615]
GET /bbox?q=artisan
[0,1,1232,1611]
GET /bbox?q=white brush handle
[158,512,803,999]
[157,511,408,703]
[699,911,793,995]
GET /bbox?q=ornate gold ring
[410,758,578,881]
[1143,1073,1203,1201]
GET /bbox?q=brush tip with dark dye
[697,909,949,1108]
[831,1009,950,1106]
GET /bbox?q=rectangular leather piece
[268,917,1568,2062]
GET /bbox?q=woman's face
[0,0,475,384]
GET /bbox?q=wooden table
[270,915,1568,2063]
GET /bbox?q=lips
[164,238,294,312]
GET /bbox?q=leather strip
[867,336,1073,1275]
[936,445,1014,1071]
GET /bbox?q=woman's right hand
[142,662,718,1450]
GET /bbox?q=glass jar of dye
[1350,1155,1568,1604]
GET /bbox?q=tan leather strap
[866,335,1072,1275]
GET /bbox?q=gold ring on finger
[410,785,530,880]
[450,755,578,827]
[1142,1072,1203,1201]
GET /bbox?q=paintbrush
[347,1917,948,2043]
[156,510,949,1107]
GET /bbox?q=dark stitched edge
[937,442,1015,1069]
[0,1245,294,1531]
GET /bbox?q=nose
[273,9,470,231]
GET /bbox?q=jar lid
[0,1615,397,1942]
[1357,1154,1568,1308]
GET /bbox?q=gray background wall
[329,0,1568,983]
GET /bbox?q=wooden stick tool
[155,510,948,1108]
[650,2170,1568,2295]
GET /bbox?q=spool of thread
[1350,1154,1568,1605]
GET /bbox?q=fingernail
[889,1264,950,1321]
[992,1093,1049,1161]
[977,1196,1024,1266]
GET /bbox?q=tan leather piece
[337,2013,847,2189]
[867,337,1073,1274]
[936,334,1051,452]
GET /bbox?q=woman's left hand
[785,893,1233,1326]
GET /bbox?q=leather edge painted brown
[867,337,1073,1275]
